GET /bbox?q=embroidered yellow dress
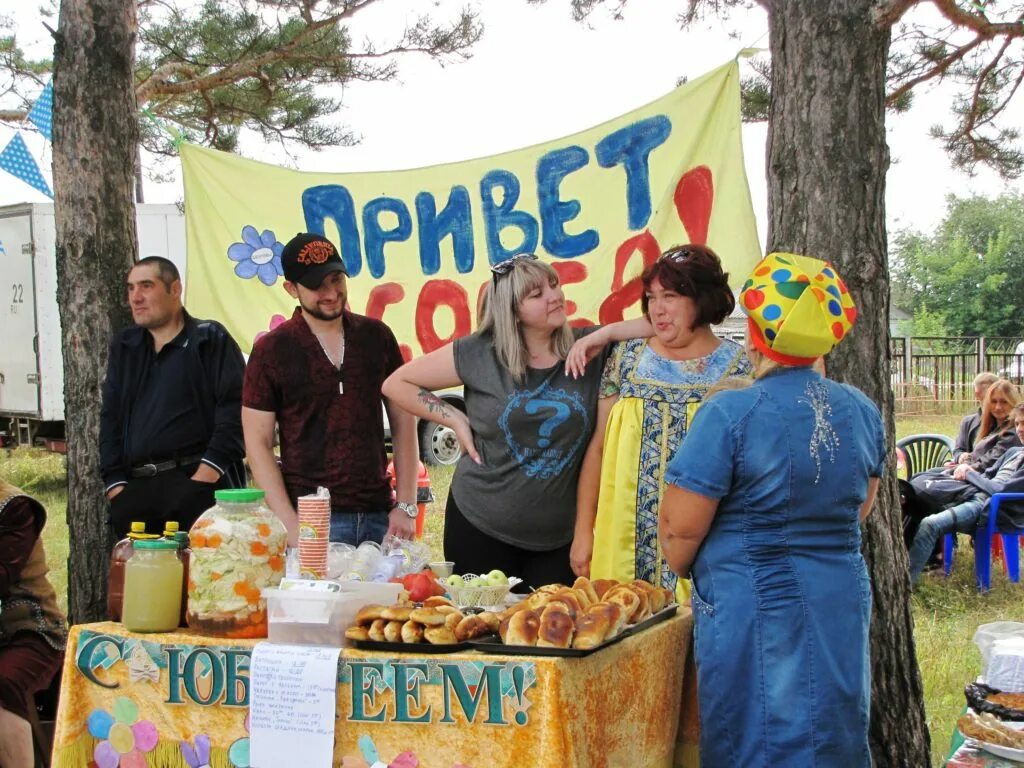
[589,337,751,601]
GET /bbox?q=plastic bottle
[122,539,184,633]
[162,522,191,627]
[106,522,159,622]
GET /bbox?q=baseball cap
[281,233,347,289]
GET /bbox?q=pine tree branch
[886,35,985,105]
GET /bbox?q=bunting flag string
[0,132,53,198]
[26,80,53,140]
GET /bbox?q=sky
[2,0,1023,244]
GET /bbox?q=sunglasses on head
[490,253,539,284]
[659,247,697,264]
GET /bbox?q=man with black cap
[242,233,418,546]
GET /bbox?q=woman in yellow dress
[571,244,751,598]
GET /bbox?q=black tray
[468,623,631,658]
[965,682,1024,721]
[624,604,679,637]
[352,639,467,654]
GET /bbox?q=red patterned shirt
[243,308,404,511]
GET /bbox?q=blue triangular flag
[0,132,53,198]
[27,81,53,141]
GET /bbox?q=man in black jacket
[100,256,246,537]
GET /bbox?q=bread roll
[381,605,414,622]
[345,625,370,641]
[572,576,600,606]
[506,609,541,646]
[628,584,652,622]
[444,611,463,631]
[591,579,618,599]
[368,618,387,642]
[400,621,425,644]
[409,607,449,626]
[498,614,512,643]
[573,611,611,649]
[537,605,575,649]
[424,625,458,645]
[647,585,667,613]
[550,590,583,615]
[590,602,627,638]
[384,620,404,643]
[604,587,641,623]
[454,615,491,642]
[356,604,387,624]
[546,597,578,620]
[477,611,501,633]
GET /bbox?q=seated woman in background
[907,404,1024,584]
[909,379,1021,523]
[570,244,751,599]
[953,372,998,462]
[0,478,67,768]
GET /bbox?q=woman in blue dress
[660,252,886,767]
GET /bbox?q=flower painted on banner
[180,733,212,768]
[86,696,158,768]
[254,313,287,344]
[228,711,250,768]
[228,225,284,286]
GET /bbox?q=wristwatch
[394,501,418,519]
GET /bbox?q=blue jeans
[908,496,988,583]
[329,508,389,546]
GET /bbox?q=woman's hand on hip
[570,529,593,577]
[451,414,483,465]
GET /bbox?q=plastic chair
[942,493,1024,592]
[895,434,954,478]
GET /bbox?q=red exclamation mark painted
[674,165,714,245]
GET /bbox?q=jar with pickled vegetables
[186,488,287,638]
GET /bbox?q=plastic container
[265,581,403,646]
[187,488,288,638]
[122,539,184,633]
[106,522,159,622]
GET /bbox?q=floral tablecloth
[52,612,693,768]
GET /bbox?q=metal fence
[891,336,1024,414]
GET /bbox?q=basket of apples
[440,570,521,608]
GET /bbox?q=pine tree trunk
[766,2,930,765]
[52,0,139,623]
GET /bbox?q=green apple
[485,569,508,587]
[445,574,465,589]
[468,576,487,587]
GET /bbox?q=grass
[2,416,1017,766]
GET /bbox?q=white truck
[0,202,187,449]
[0,201,465,464]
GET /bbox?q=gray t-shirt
[451,327,611,551]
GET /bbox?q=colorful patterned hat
[739,252,857,365]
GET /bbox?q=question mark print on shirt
[525,399,572,448]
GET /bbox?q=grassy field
[2,411,1019,766]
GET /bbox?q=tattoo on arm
[417,388,454,420]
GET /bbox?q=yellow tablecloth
[53,612,693,768]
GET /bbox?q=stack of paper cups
[297,488,331,579]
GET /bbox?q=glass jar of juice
[107,522,159,622]
[122,540,183,633]
[187,489,287,638]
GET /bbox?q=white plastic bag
[975,622,1024,691]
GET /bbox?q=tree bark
[766,2,930,765]
[52,0,139,623]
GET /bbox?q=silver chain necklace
[312,330,345,394]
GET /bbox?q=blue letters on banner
[595,116,672,230]
[302,185,364,277]
[416,187,475,275]
[363,197,413,278]
[480,170,539,264]
[536,146,599,258]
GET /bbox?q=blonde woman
[382,254,649,587]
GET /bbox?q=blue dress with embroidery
[666,367,886,767]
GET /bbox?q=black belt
[130,454,205,478]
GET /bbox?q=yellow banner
[182,60,759,357]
